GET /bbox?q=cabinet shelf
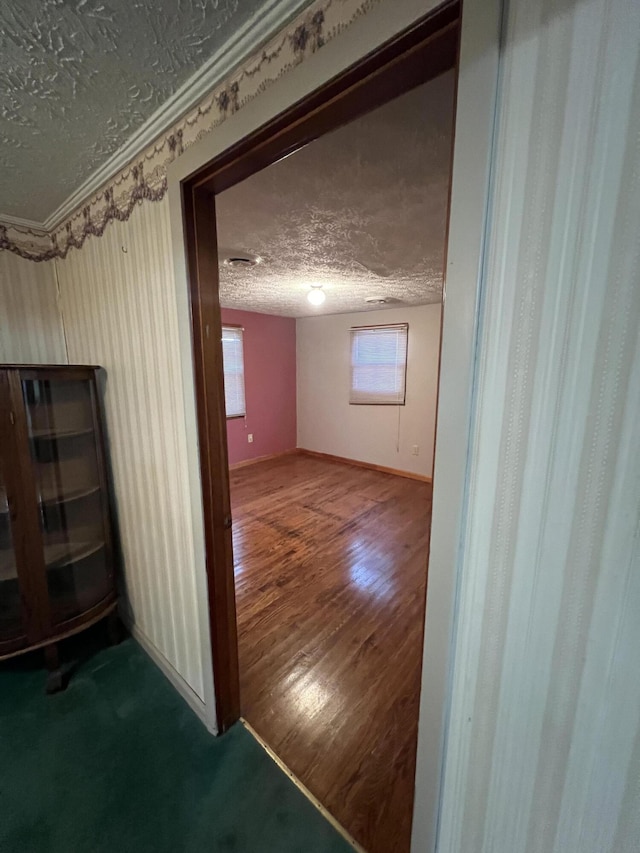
[39,484,101,506]
[0,540,106,579]
[45,540,106,570]
[1,486,101,512]
[0,364,116,674]
[30,427,94,440]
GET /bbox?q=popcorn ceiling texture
[0,0,380,262]
[216,72,454,316]
[0,0,270,221]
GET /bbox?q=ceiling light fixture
[307,285,326,306]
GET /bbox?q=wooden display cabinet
[0,365,117,691]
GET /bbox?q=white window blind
[221,326,246,418]
[349,323,408,405]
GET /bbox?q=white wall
[296,304,441,477]
[0,253,66,363]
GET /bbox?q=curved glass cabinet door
[0,465,22,642]
[21,376,112,624]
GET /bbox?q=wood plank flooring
[230,454,432,853]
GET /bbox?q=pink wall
[221,307,297,466]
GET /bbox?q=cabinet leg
[106,610,123,646]
[44,643,64,694]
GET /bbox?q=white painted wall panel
[55,198,205,702]
[296,305,441,477]
[437,0,640,850]
[0,253,66,363]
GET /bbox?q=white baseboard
[125,620,215,733]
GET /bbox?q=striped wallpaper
[437,0,640,850]
[55,198,206,702]
[0,252,66,364]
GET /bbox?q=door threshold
[241,717,368,853]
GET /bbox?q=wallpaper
[436,0,640,850]
[54,196,206,701]
[0,251,66,363]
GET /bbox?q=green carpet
[0,633,352,853]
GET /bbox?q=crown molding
[0,0,310,234]
[0,213,47,231]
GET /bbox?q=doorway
[181,3,460,851]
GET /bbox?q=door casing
[166,0,502,849]
[181,0,460,735]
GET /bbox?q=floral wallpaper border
[1,0,379,263]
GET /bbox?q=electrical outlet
[411,445,419,456]
[247,433,254,443]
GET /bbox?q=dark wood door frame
[181,0,460,733]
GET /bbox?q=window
[221,326,246,418]
[349,323,408,405]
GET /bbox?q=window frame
[349,322,409,406]
[221,324,246,420]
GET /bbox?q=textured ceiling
[217,71,454,317]
[0,0,289,222]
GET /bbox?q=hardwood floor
[230,453,432,853]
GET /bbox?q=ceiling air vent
[365,296,404,306]
[223,252,261,268]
